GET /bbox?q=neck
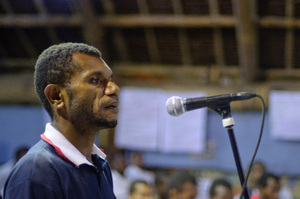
[52,121,98,162]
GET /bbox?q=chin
[97,120,118,129]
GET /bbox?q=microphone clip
[209,103,235,129]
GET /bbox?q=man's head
[35,43,120,130]
[154,171,169,199]
[167,170,198,199]
[257,173,280,199]
[129,180,153,199]
[14,147,29,163]
[111,152,127,175]
[209,178,233,199]
[250,161,266,185]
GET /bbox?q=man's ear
[44,84,64,109]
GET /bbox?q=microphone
[166,92,257,116]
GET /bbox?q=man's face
[260,178,280,199]
[129,183,153,199]
[250,163,265,182]
[170,182,198,199]
[65,53,120,131]
[211,185,232,199]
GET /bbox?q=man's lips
[104,101,119,110]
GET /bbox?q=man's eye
[91,78,100,84]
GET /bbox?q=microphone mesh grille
[166,96,184,116]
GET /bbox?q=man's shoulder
[11,140,72,180]
[19,140,61,165]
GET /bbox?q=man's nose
[105,81,120,96]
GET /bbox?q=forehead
[135,183,150,191]
[266,178,279,187]
[71,53,111,73]
[215,185,231,196]
[180,182,197,192]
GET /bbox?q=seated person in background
[0,147,29,198]
[234,161,266,199]
[124,151,155,185]
[279,176,293,199]
[209,178,233,199]
[249,161,267,196]
[251,172,280,199]
[167,170,198,199]
[154,170,169,199]
[128,180,154,199]
[111,152,131,199]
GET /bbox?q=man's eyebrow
[89,71,113,79]
[90,71,103,76]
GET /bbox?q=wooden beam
[145,28,161,63]
[0,73,39,104]
[172,0,192,65]
[284,0,295,70]
[98,15,236,28]
[32,0,47,14]
[0,15,236,28]
[266,69,300,79]
[178,29,192,65]
[0,58,36,68]
[137,0,161,63]
[100,0,115,15]
[16,29,38,57]
[259,17,300,28]
[0,15,82,27]
[171,0,183,14]
[209,0,225,67]
[0,0,13,13]
[232,0,258,83]
[0,41,8,57]
[80,0,105,48]
[0,70,272,110]
[137,0,149,14]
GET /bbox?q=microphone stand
[210,103,250,199]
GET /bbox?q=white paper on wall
[115,87,160,151]
[115,87,207,153]
[269,90,300,140]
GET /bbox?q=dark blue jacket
[3,140,116,199]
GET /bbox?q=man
[251,173,280,199]
[234,161,266,199]
[0,147,29,197]
[3,43,120,199]
[167,170,198,199]
[209,178,233,199]
[124,151,155,185]
[128,180,154,199]
[111,152,131,199]
[154,170,169,199]
[249,161,267,195]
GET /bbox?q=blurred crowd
[0,148,295,199]
[107,151,294,199]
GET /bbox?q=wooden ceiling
[1,0,300,107]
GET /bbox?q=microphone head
[166,96,185,116]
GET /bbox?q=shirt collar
[41,123,106,167]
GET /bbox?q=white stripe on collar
[42,123,106,167]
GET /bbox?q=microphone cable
[239,94,266,199]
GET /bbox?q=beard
[67,90,117,132]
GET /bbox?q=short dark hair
[129,180,149,194]
[15,146,29,162]
[257,172,279,188]
[209,178,232,197]
[167,170,197,191]
[34,42,101,119]
[155,170,169,185]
